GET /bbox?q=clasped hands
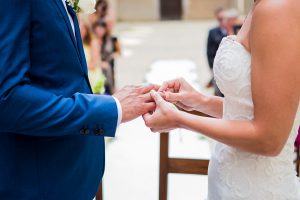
[113,78,202,133]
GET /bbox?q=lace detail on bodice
[208,36,300,200]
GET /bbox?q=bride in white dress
[143,0,300,199]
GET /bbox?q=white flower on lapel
[78,0,96,14]
[67,0,96,14]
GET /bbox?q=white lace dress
[209,36,300,200]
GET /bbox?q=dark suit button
[80,128,90,135]
[95,128,104,135]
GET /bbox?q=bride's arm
[144,1,300,157]
[196,95,223,118]
[159,78,224,118]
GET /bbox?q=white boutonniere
[67,0,96,14]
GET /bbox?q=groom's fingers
[151,84,161,92]
[141,84,161,94]
[143,102,156,113]
[142,93,153,102]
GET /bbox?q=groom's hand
[113,84,160,123]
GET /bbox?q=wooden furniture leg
[159,133,169,200]
[96,183,103,200]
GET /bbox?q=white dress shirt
[62,0,76,36]
[62,0,122,126]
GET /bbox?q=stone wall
[115,0,159,21]
[183,0,233,20]
[110,0,251,21]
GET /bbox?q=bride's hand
[159,78,203,111]
[143,91,181,133]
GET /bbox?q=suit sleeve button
[95,128,104,135]
[80,128,90,135]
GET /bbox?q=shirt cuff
[113,97,122,126]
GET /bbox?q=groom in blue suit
[0,0,157,199]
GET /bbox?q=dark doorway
[160,0,182,20]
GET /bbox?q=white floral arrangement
[67,0,96,14]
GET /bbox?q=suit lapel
[73,16,93,93]
[73,17,88,74]
[66,5,93,93]
[54,0,81,60]
[54,0,92,93]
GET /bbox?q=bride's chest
[213,37,252,98]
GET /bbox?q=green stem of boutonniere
[67,0,81,13]
[73,0,80,13]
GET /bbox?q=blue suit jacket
[0,1,118,199]
[206,27,227,69]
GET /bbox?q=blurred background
[78,1,300,200]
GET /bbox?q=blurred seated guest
[79,19,106,94]
[224,8,243,35]
[207,7,227,97]
[92,21,114,95]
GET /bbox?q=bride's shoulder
[253,0,300,20]
[251,0,300,37]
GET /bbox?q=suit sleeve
[206,30,215,69]
[0,0,118,137]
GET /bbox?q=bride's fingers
[165,92,183,102]
[167,88,176,93]
[143,91,165,103]
[175,102,193,111]
[143,113,154,128]
[150,90,164,105]
[158,79,177,92]
[157,92,166,100]
[151,128,159,133]
[151,128,171,133]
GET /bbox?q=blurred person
[223,8,243,35]
[144,0,300,199]
[95,0,109,18]
[207,7,227,71]
[102,16,121,89]
[89,0,109,25]
[79,18,106,94]
[93,20,114,95]
[0,1,158,199]
[206,7,227,97]
[93,20,121,94]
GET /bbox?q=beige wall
[183,0,234,20]
[115,0,159,21]
[111,0,251,21]
[244,1,253,13]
